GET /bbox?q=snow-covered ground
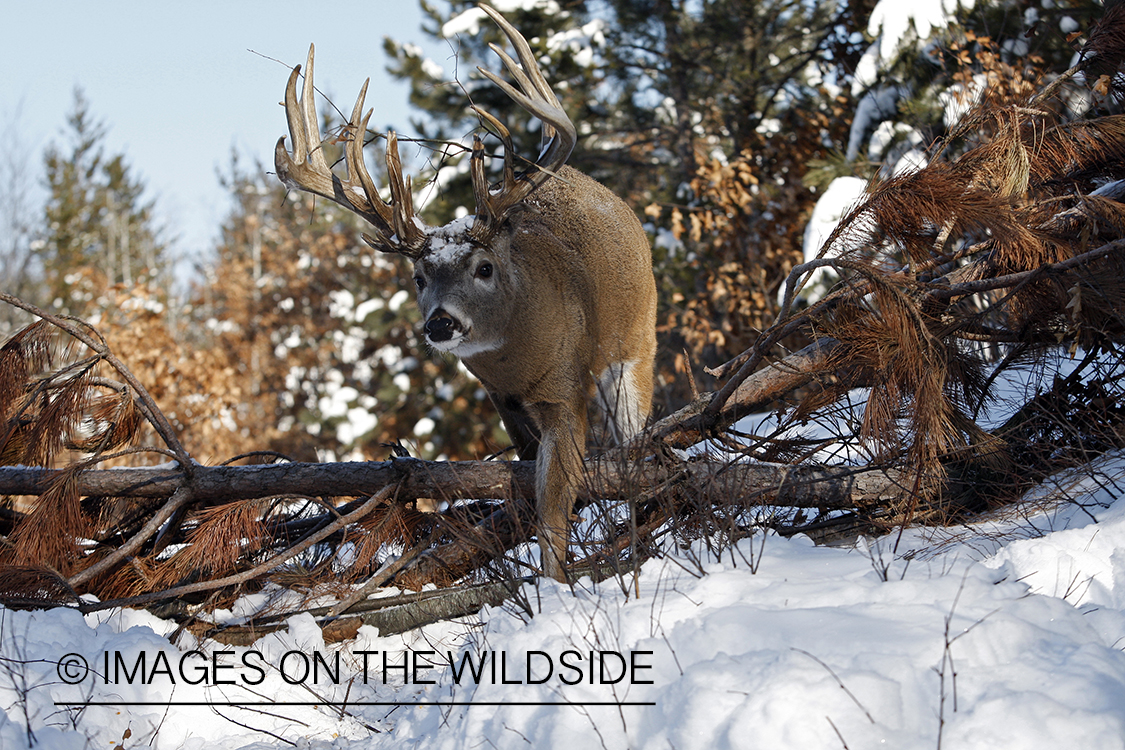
[4,449,1125,750]
[9,0,1119,742]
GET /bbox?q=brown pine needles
[5,18,1125,633]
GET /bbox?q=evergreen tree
[589,0,868,387]
[834,0,1106,181]
[0,108,41,334]
[41,89,167,315]
[599,0,866,187]
[801,0,1109,310]
[385,0,862,208]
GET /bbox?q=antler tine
[470,135,501,236]
[300,45,330,173]
[470,134,489,200]
[276,46,339,198]
[276,44,424,256]
[345,83,379,208]
[477,5,575,168]
[469,4,577,236]
[385,132,425,254]
[346,83,425,254]
[483,44,560,143]
[470,105,517,173]
[345,86,400,242]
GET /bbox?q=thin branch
[78,483,400,612]
[0,292,193,472]
[67,485,196,589]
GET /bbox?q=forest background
[0,0,1106,470]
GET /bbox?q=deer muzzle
[425,309,463,343]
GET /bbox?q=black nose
[425,310,459,342]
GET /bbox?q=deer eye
[476,262,493,280]
[413,275,426,291]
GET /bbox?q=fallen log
[1,455,912,591]
[185,579,526,646]
[0,458,534,503]
[0,456,907,509]
[643,337,845,449]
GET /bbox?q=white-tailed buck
[275,4,656,581]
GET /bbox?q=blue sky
[1,1,448,273]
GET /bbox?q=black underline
[55,701,655,707]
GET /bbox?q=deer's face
[412,218,516,359]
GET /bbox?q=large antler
[469,4,578,242]
[275,45,426,258]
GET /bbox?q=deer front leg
[528,397,588,582]
[490,392,541,460]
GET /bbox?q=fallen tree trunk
[0,459,535,503]
[395,458,913,585]
[644,337,845,449]
[185,579,527,645]
[0,455,907,509]
[1,455,912,592]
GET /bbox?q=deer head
[275,4,657,582]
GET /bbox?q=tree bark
[643,337,844,449]
[0,455,903,509]
[182,579,527,645]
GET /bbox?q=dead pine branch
[0,292,192,471]
[6,45,1125,635]
[645,337,845,449]
[78,483,402,613]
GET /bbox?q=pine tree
[41,89,167,316]
[0,108,41,335]
[386,0,859,207]
[592,0,868,389]
[801,0,1109,312]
